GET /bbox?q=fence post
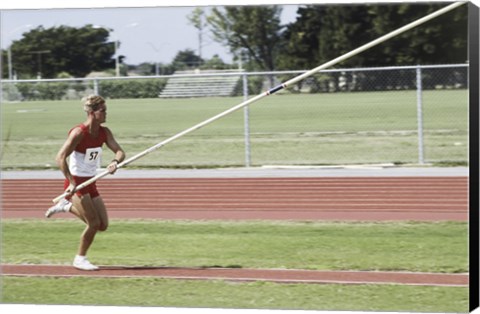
[416,66,425,164]
[242,72,251,167]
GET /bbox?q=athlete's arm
[56,127,84,193]
[104,127,125,174]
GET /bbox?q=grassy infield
[1,91,470,312]
[1,90,468,168]
[1,220,469,312]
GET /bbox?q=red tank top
[70,124,107,153]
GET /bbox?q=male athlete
[45,95,125,270]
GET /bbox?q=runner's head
[83,95,105,113]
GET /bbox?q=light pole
[5,24,32,80]
[93,23,138,77]
[8,47,13,79]
[114,39,120,77]
[146,42,170,76]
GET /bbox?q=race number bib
[84,147,102,165]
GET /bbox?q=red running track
[1,176,468,221]
[1,264,468,287]
[0,176,469,286]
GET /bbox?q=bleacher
[159,69,242,98]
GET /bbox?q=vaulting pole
[53,1,466,203]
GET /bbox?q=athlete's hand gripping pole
[52,1,465,204]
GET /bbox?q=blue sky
[0,2,300,65]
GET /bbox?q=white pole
[115,40,120,77]
[8,47,13,80]
[242,72,251,167]
[416,66,425,165]
[93,78,99,95]
[6,24,33,80]
[53,1,466,203]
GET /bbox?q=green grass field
[1,90,468,169]
[1,219,469,312]
[2,277,467,312]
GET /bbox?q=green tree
[280,3,467,70]
[200,54,230,70]
[207,5,284,72]
[365,3,467,65]
[3,24,115,79]
[172,49,203,69]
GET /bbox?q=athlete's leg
[69,203,87,224]
[71,193,102,257]
[92,196,109,232]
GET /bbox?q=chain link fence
[1,64,468,169]
[243,64,468,166]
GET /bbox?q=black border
[469,1,480,312]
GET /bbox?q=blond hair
[82,95,105,112]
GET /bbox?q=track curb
[1,264,469,287]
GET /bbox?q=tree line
[1,3,467,80]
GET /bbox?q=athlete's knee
[86,219,102,231]
[98,222,108,232]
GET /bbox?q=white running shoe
[45,199,72,218]
[73,256,99,271]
